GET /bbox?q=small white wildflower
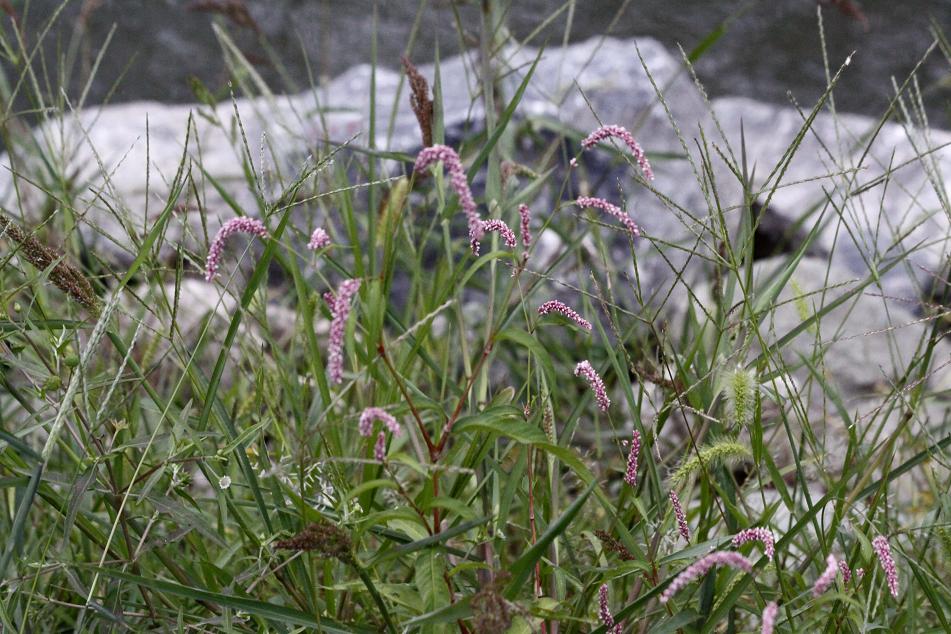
[219,475,232,490]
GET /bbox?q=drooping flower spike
[327,279,361,384]
[538,300,592,331]
[414,144,484,254]
[670,490,690,542]
[307,227,331,250]
[872,535,899,598]
[760,601,778,634]
[204,217,269,281]
[518,204,532,247]
[838,560,853,584]
[374,431,387,462]
[574,360,610,411]
[624,429,641,487]
[732,527,775,560]
[812,554,838,597]
[358,407,401,437]
[480,219,517,248]
[581,124,654,180]
[575,196,640,237]
[597,584,623,634]
[660,551,752,603]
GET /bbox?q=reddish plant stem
[377,342,436,456]
[528,446,548,634]
[435,339,494,455]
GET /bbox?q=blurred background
[2,0,949,122]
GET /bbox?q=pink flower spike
[414,144,483,254]
[204,217,269,281]
[538,300,592,331]
[575,196,640,237]
[569,157,578,168]
[307,227,331,250]
[660,551,752,603]
[481,219,517,248]
[812,554,838,597]
[574,360,610,411]
[760,601,778,634]
[358,407,401,437]
[518,204,532,247]
[872,535,899,598]
[670,490,690,542]
[624,430,641,487]
[732,527,775,560]
[597,585,622,634]
[837,560,852,584]
[374,431,387,462]
[327,279,361,384]
[581,124,654,180]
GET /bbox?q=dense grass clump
[0,1,949,632]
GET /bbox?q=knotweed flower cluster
[481,219,517,248]
[327,279,361,384]
[597,585,623,634]
[518,204,532,247]
[670,490,690,542]
[205,217,269,281]
[538,300,592,331]
[812,554,838,597]
[624,429,641,487]
[358,408,401,462]
[760,601,778,634]
[358,407,401,437]
[872,535,899,598]
[414,144,484,254]
[581,124,654,180]
[660,551,752,603]
[574,360,610,411]
[307,227,331,250]
[732,527,775,560]
[575,196,640,237]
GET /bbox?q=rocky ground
[2,36,949,502]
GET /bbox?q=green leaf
[504,480,596,599]
[414,550,451,630]
[83,565,370,631]
[454,406,546,444]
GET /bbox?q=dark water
[5,0,951,122]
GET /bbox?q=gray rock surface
[711,96,951,302]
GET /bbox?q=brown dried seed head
[274,522,352,562]
[401,56,434,148]
[0,215,100,315]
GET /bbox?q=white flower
[219,475,232,490]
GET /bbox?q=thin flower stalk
[660,551,752,603]
[581,124,654,180]
[670,490,690,542]
[812,554,838,597]
[872,535,899,598]
[414,144,483,254]
[307,227,331,250]
[760,601,778,634]
[205,217,269,281]
[575,196,640,237]
[538,300,592,331]
[574,360,610,411]
[624,429,641,487]
[732,527,775,560]
[327,279,361,384]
